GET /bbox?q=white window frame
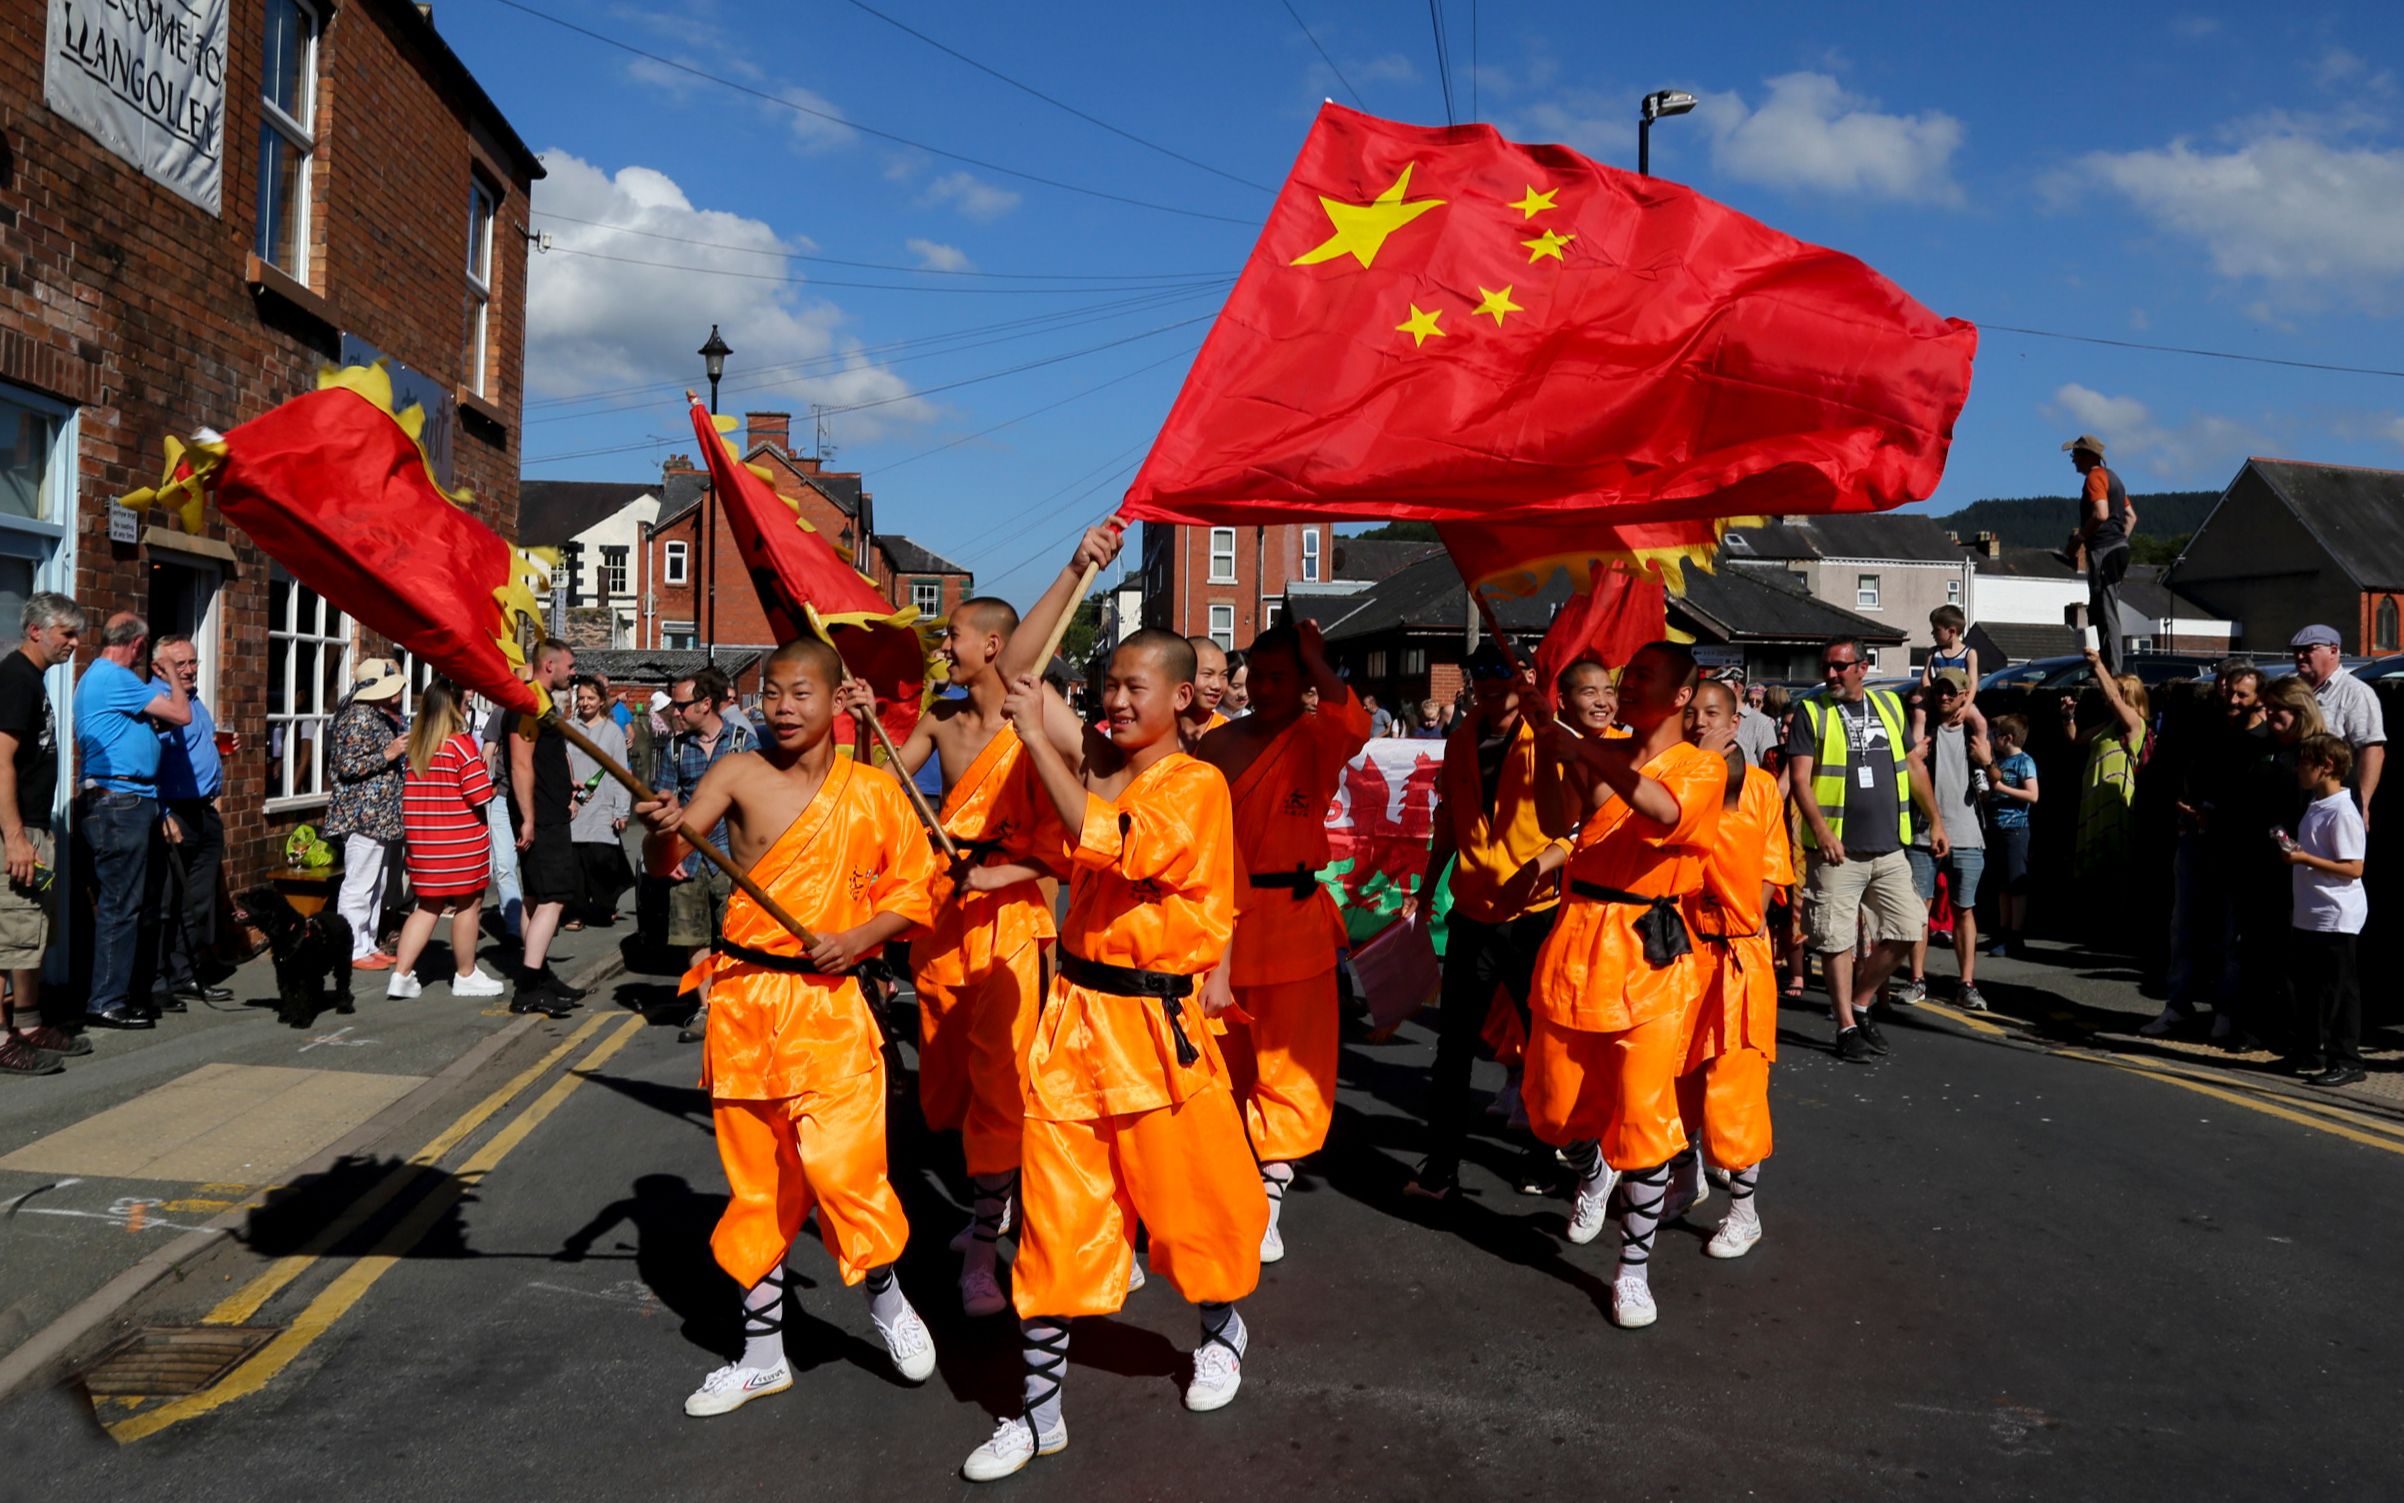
[0,382,78,838]
[255,0,320,282]
[1207,527,1237,584]
[1260,599,1284,629]
[599,544,629,600]
[1856,573,1881,611]
[663,540,688,585]
[1945,578,1963,607]
[662,621,696,650]
[1207,602,1235,650]
[1300,528,1322,583]
[911,578,942,617]
[265,569,352,812]
[465,176,497,398]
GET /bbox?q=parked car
[2353,654,2404,683]
[1980,653,2223,694]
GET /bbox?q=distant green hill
[1936,491,2218,548]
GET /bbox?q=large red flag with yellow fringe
[685,398,929,742]
[122,365,550,715]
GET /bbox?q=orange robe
[1676,764,1793,1170]
[1013,753,1266,1319]
[1525,741,1724,1170]
[691,759,938,1289]
[910,728,1062,1175]
[1220,690,1372,1161]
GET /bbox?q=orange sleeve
[1073,767,1213,888]
[2085,469,2110,503]
[1643,747,1724,849]
[1757,774,1795,887]
[867,781,940,931]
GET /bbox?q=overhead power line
[878,344,1200,475]
[1977,323,2404,380]
[491,0,1259,226]
[1280,0,1364,111]
[528,209,1229,281]
[839,0,1274,194]
[1426,0,1456,127]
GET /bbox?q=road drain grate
[79,1326,280,1397]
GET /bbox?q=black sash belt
[712,937,839,976]
[1567,879,1694,969]
[1248,863,1320,901]
[1056,951,1202,1067]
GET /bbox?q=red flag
[131,366,545,715]
[1529,562,1669,704]
[686,399,929,743]
[1122,104,1975,529]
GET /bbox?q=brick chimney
[744,411,791,455]
[1976,531,2002,558]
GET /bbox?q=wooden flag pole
[1027,517,1125,677]
[546,711,819,948]
[835,659,960,864]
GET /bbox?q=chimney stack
[1975,530,2002,558]
[744,412,792,455]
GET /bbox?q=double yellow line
[110,1012,643,1443]
[1904,1000,2404,1159]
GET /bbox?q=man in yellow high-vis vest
[1781,637,1948,1063]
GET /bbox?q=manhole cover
[79,1326,279,1397]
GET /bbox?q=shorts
[1905,845,1987,911]
[0,827,54,970]
[1991,826,2032,895]
[668,866,736,949]
[1804,848,1923,952]
[518,824,580,907]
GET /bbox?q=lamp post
[697,325,731,662]
[1638,89,1698,177]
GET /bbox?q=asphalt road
[10,962,2404,1501]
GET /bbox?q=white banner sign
[46,0,230,215]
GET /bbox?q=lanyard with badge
[1843,700,1878,789]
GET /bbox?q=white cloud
[906,238,974,273]
[1697,72,1965,203]
[1350,54,1419,85]
[2170,15,2221,39]
[920,171,1022,222]
[775,85,856,153]
[2385,415,2404,450]
[2049,384,2269,480]
[2074,128,2404,312]
[524,153,930,433]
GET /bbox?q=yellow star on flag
[1395,303,1446,347]
[1508,186,1557,219]
[1472,285,1524,327]
[1522,228,1576,263]
[1292,164,1446,269]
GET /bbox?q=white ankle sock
[741,1266,786,1370]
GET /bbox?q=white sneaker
[1708,1206,1763,1260]
[1610,1274,1657,1329]
[960,1262,1007,1319]
[1126,1258,1146,1294]
[1184,1324,1245,1412]
[451,969,505,998]
[1259,1221,1285,1264]
[961,1414,1065,1482]
[872,1298,937,1383]
[1565,1167,1616,1245]
[683,1357,792,1416]
[385,972,422,1000]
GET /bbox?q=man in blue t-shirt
[153,635,234,1007]
[73,613,191,1028]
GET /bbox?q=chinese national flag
[687,399,930,743]
[1121,104,1976,529]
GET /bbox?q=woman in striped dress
[390,681,505,1000]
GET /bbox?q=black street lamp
[1638,89,1698,177]
[697,325,731,661]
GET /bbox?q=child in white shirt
[2283,734,2367,1087]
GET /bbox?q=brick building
[871,535,972,622]
[636,412,874,652]
[2,0,539,903]
[1140,521,1336,648]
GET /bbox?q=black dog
[244,888,356,1029]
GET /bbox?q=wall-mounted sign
[107,502,140,544]
[45,0,229,216]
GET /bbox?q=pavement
[3,933,2402,1499]
[0,884,667,1364]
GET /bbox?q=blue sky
[454,0,2404,602]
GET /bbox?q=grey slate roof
[650,471,710,530]
[1675,565,1906,645]
[1330,538,1446,581]
[518,480,657,547]
[1720,514,1967,565]
[567,648,769,684]
[2244,458,2404,590]
[877,535,970,575]
[652,459,866,533]
[1319,554,1563,643]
